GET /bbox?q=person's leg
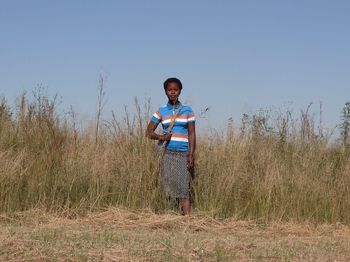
[180,198,191,216]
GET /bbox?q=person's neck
[168,100,180,107]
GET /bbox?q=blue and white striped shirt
[151,102,195,152]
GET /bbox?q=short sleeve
[151,110,161,124]
[187,107,195,123]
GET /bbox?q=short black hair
[163,77,183,90]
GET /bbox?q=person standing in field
[146,78,196,216]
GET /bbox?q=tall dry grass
[1,91,350,224]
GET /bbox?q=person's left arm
[187,120,196,171]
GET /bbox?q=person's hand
[187,154,194,171]
[159,133,172,141]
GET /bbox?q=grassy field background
[1,90,350,260]
[1,90,350,224]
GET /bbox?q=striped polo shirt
[151,102,195,152]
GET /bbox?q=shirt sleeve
[187,107,195,123]
[150,110,161,124]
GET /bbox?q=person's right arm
[145,121,172,141]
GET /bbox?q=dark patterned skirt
[161,150,190,198]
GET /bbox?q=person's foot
[184,214,190,223]
[181,215,190,233]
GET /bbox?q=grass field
[1,208,350,261]
[1,91,350,224]
[1,91,350,260]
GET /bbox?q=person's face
[165,82,181,103]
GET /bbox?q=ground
[1,208,350,261]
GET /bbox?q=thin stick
[161,99,183,150]
[158,99,183,183]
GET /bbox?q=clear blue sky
[1,0,349,131]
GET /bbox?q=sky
[0,0,349,132]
